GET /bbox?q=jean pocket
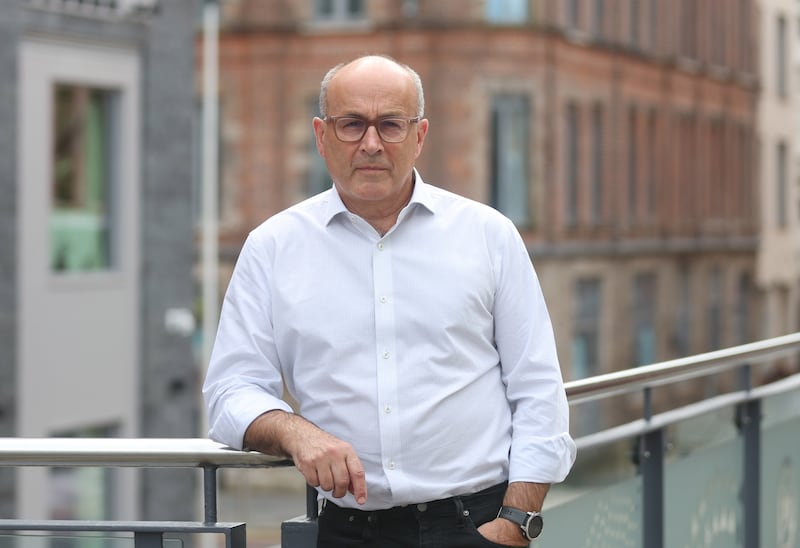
[462,514,522,548]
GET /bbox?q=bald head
[319,55,425,118]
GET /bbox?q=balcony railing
[1,332,799,548]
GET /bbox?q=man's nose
[360,124,384,153]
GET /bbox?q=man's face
[313,58,429,214]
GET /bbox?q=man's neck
[339,180,415,236]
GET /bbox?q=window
[680,0,697,58]
[628,106,637,222]
[679,113,697,223]
[633,272,657,366]
[490,95,531,226]
[649,0,658,52]
[590,104,603,225]
[565,102,579,227]
[315,0,364,21]
[308,98,330,197]
[777,141,788,228]
[629,0,639,48]
[646,109,657,220]
[49,425,118,527]
[51,84,118,273]
[735,272,752,344]
[675,267,691,356]
[708,267,723,350]
[567,0,581,30]
[572,278,602,380]
[710,0,724,65]
[592,0,605,39]
[777,15,788,97]
[486,0,528,24]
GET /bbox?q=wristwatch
[497,505,543,541]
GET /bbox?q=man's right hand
[243,410,368,505]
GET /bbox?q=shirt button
[379,296,388,304]
[382,351,390,359]
[417,503,428,512]
[388,461,395,470]
[377,242,385,251]
[384,405,392,413]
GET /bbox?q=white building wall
[16,37,141,520]
[757,0,800,337]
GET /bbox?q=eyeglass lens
[334,117,412,142]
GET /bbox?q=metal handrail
[0,333,798,548]
[0,437,288,468]
[0,333,796,471]
[0,438,292,526]
[564,331,800,404]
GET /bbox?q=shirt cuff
[508,433,577,484]
[208,393,294,450]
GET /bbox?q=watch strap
[497,505,543,540]
[497,505,529,525]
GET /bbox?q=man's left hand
[477,518,529,547]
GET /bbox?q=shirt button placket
[373,236,401,484]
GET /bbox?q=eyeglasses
[325,116,420,143]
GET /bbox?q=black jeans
[317,482,517,548]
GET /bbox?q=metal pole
[640,428,664,548]
[201,2,220,543]
[737,399,761,548]
[201,0,220,393]
[204,465,218,524]
[306,485,318,520]
[134,532,164,548]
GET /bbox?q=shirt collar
[323,169,436,226]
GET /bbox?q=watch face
[525,513,543,539]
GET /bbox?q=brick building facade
[210,0,769,430]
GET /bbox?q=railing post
[306,484,319,520]
[134,532,163,548]
[227,523,247,548]
[280,485,319,548]
[639,427,664,548]
[737,399,761,548]
[203,465,218,524]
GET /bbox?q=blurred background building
[2,0,800,543]
[197,1,799,536]
[0,0,197,525]
[758,0,800,351]
[208,0,799,418]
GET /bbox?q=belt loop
[453,497,469,527]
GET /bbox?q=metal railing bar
[573,372,800,452]
[565,332,800,404]
[747,370,800,399]
[0,438,291,468]
[0,520,245,533]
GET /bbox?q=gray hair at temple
[318,55,425,119]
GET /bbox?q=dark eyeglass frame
[325,115,421,143]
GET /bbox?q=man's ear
[414,118,429,157]
[312,117,326,157]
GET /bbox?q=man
[203,55,576,547]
